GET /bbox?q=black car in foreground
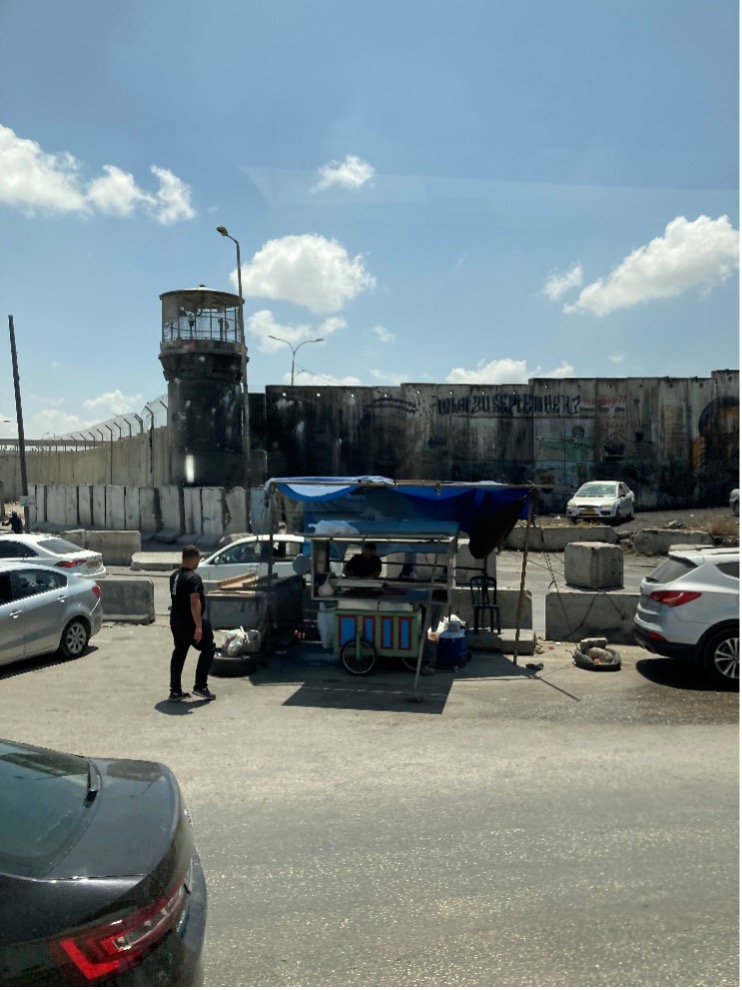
[0,739,206,986]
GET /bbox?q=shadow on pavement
[635,655,738,693]
[0,646,99,680]
[213,643,535,715]
[154,697,215,716]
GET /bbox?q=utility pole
[8,316,31,532]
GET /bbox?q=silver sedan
[0,534,106,577]
[566,481,635,524]
[0,562,103,667]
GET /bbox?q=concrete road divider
[99,579,155,624]
[545,590,639,644]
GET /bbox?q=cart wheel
[402,655,422,672]
[340,638,377,675]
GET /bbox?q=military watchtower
[159,285,247,487]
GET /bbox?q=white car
[197,534,308,589]
[0,534,106,577]
[0,561,103,666]
[633,546,739,686]
[566,481,635,524]
[730,488,739,518]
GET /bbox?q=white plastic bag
[222,627,248,656]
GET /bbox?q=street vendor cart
[307,520,460,675]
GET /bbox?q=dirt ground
[541,504,739,540]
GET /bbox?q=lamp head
[216,225,229,236]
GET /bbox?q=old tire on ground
[59,618,90,659]
[340,638,377,675]
[701,626,739,686]
[572,646,621,672]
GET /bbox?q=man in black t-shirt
[168,545,216,701]
[343,542,382,579]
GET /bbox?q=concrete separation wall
[99,578,155,624]
[545,590,639,644]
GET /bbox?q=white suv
[633,547,739,686]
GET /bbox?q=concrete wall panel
[92,486,106,529]
[64,486,79,527]
[201,488,224,535]
[78,486,93,528]
[140,488,159,533]
[47,485,66,527]
[160,485,183,533]
[105,486,126,530]
[183,488,201,534]
[226,487,248,534]
[125,487,141,531]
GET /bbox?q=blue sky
[0,0,738,439]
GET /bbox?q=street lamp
[216,225,250,494]
[268,336,324,386]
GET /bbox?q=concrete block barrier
[545,590,639,645]
[99,578,155,624]
[504,524,618,551]
[565,542,624,589]
[84,530,142,565]
[631,529,713,556]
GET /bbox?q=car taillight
[92,584,101,599]
[56,877,187,981]
[649,590,702,607]
[56,559,87,569]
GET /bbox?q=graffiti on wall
[435,392,581,416]
[691,395,739,502]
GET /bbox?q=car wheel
[59,618,90,659]
[701,627,739,686]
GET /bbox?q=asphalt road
[0,617,737,987]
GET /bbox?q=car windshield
[575,483,617,498]
[37,539,86,554]
[0,740,90,877]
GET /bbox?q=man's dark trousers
[170,620,215,694]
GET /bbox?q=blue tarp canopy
[266,476,534,557]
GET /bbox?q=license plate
[87,560,99,568]
[583,508,597,515]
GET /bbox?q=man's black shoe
[192,686,216,700]
[168,690,191,701]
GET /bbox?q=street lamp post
[216,225,250,495]
[268,336,324,386]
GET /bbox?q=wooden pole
[512,495,535,666]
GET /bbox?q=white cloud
[371,325,395,343]
[312,155,375,192]
[87,165,151,217]
[247,310,345,352]
[240,234,375,314]
[149,166,196,224]
[291,371,362,386]
[369,369,410,385]
[0,124,195,224]
[564,215,740,316]
[82,389,143,416]
[609,353,625,364]
[542,263,583,301]
[446,358,575,384]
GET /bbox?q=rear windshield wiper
[85,760,100,804]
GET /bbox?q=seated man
[343,542,382,579]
